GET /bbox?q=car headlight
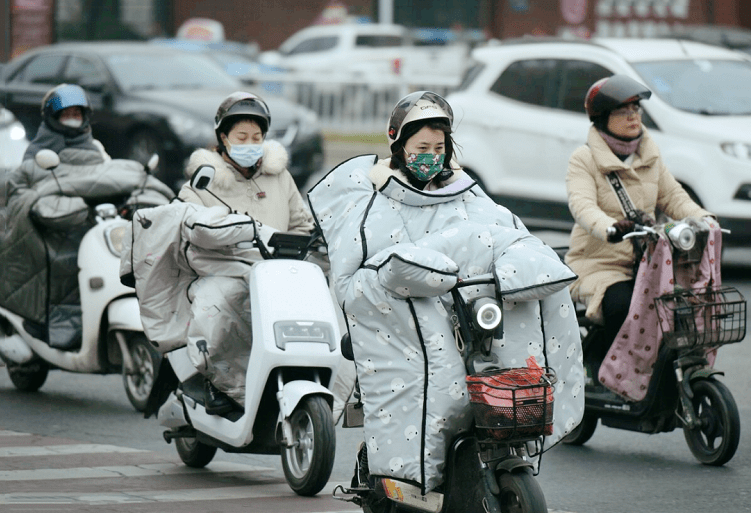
[721,142,751,160]
[105,224,130,257]
[168,114,215,144]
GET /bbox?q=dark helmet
[214,92,271,145]
[584,75,651,121]
[387,91,453,152]
[41,83,92,135]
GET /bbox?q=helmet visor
[47,85,89,114]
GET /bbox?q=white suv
[447,38,751,244]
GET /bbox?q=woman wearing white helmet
[308,91,583,494]
[375,90,462,191]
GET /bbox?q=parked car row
[0,42,324,192]
[448,37,751,244]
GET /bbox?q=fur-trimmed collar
[368,157,465,191]
[185,140,288,190]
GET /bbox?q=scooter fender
[493,455,534,474]
[107,297,143,331]
[278,380,334,418]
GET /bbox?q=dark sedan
[0,42,324,191]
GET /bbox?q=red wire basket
[466,366,555,442]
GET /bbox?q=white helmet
[386,91,453,152]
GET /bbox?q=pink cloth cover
[598,223,722,401]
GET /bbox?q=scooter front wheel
[175,435,217,468]
[281,395,336,496]
[498,470,548,513]
[122,333,159,412]
[6,359,49,392]
[683,378,740,466]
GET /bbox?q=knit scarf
[598,130,642,157]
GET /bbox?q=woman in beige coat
[565,75,712,373]
[176,92,314,414]
[178,91,314,235]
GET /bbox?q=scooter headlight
[471,297,502,331]
[665,222,696,251]
[105,224,130,257]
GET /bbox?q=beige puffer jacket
[565,126,711,324]
[178,140,314,234]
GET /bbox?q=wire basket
[466,367,555,442]
[655,286,747,350]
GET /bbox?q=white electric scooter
[0,149,164,411]
[153,165,342,497]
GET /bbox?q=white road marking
[0,444,147,458]
[0,430,31,437]
[0,461,274,481]
[1,482,340,505]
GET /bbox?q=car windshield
[106,52,239,92]
[632,59,751,115]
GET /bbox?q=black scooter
[562,220,746,466]
[333,274,554,513]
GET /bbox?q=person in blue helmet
[22,83,110,162]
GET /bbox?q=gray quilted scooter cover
[308,156,584,493]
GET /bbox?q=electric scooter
[563,219,746,466]
[152,165,342,496]
[0,149,167,411]
[334,273,553,513]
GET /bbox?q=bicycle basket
[655,286,747,350]
[466,367,555,442]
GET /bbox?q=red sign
[11,0,54,58]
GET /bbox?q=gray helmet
[387,91,453,152]
[584,75,651,121]
[214,92,271,144]
[41,83,92,135]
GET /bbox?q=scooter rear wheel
[122,333,159,412]
[498,470,548,513]
[175,435,217,468]
[281,395,335,496]
[6,359,49,392]
[683,378,740,466]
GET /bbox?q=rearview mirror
[35,149,60,170]
[146,154,159,172]
[190,165,215,190]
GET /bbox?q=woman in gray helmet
[177,92,314,414]
[178,91,314,235]
[565,74,713,377]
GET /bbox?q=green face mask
[404,152,446,181]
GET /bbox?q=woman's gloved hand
[606,219,635,243]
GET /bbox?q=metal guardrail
[248,71,460,132]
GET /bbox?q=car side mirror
[190,165,215,191]
[35,149,60,170]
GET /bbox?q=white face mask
[60,118,83,128]
[227,142,264,168]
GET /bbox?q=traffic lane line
[0,444,147,458]
[1,481,349,505]
[0,449,172,471]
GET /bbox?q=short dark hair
[389,118,454,171]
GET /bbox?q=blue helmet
[41,83,92,134]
